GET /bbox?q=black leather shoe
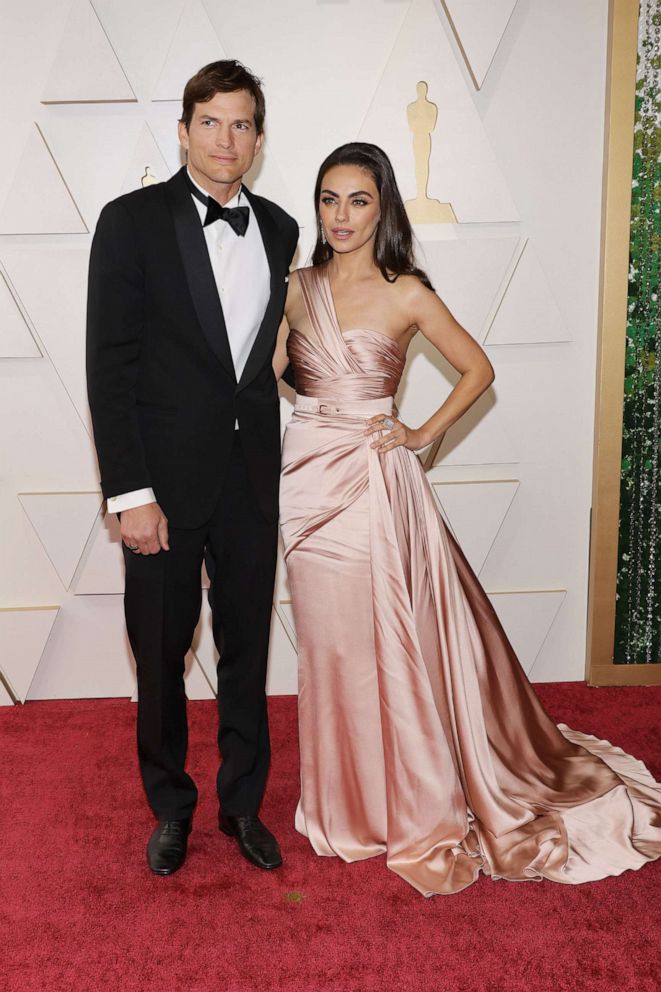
[147,818,191,876]
[219,814,282,870]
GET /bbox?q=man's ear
[178,120,189,152]
[254,131,264,156]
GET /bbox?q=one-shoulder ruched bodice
[286,266,404,401]
[279,264,661,897]
[287,327,404,401]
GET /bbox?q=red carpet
[1,684,660,992]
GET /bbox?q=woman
[273,142,661,896]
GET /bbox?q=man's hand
[120,503,169,555]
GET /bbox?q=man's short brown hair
[180,60,266,133]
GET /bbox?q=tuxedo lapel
[236,186,284,392]
[166,168,236,381]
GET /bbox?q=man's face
[178,89,263,200]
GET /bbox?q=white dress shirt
[108,170,271,513]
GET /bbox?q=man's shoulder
[248,191,298,234]
[101,180,169,219]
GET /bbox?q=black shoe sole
[148,863,185,876]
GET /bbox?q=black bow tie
[185,173,250,236]
[204,198,249,236]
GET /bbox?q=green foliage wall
[614,0,661,664]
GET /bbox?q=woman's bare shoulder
[391,273,436,303]
[288,267,309,288]
[285,267,308,315]
[382,274,440,327]
[289,264,318,280]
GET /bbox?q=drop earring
[321,224,327,245]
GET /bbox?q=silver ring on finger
[383,417,395,431]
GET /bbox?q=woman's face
[318,165,381,256]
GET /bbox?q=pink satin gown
[279,265,661,896]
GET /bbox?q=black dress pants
[123,434,278,821]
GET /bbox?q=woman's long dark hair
[312,142,433,290]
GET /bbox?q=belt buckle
[319,403,331,415]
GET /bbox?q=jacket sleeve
[86,200,152,499]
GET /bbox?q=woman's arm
[273,269,303,381]
[369,277,494,453]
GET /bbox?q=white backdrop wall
[0,0,608,704]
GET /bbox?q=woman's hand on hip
[366,415,428,454]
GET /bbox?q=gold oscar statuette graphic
[405,81,457,224]
[141,166,159,188]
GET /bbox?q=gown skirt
[279,265,661,896]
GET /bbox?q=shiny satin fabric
[280,265,661,896]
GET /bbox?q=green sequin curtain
[614,0,661,664]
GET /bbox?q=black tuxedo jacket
[86,167,298,528]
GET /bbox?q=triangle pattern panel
[525,608,577,684]
[120,124,173,195]
[200,0,412,208]
[433,390,519,465]
[433,480,519,575]
[243,148,299,231]
[75,509,124,595]
[0,126,87,234]
[92,0,186,102]
[419,237,520,341]
[146,106,188,175]
[266,608,298,696]
[27,595,136,699]
[0,680,14,707]
[485,240,572,345]
[273,552,297,636]
[38,117,145,230]
[442,0,518,88]
[274,600,297,654]
[152,0,229,101]
[184,651,215,700]
[358,0,519,222]
[397,336,518,466]
[18,492,103,590]
[0,607,59,702]
[41,0,136,103]
[274,546,293,606]
[0,354,100,487]
[487,590,565,679]
[0,268,41,358]
[279,395,295,448]
[2,248,91,428]
[398,341,518,466]
[191,594,216,690]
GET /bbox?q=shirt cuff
[107,488,156,513]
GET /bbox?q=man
[86,60,298,876]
